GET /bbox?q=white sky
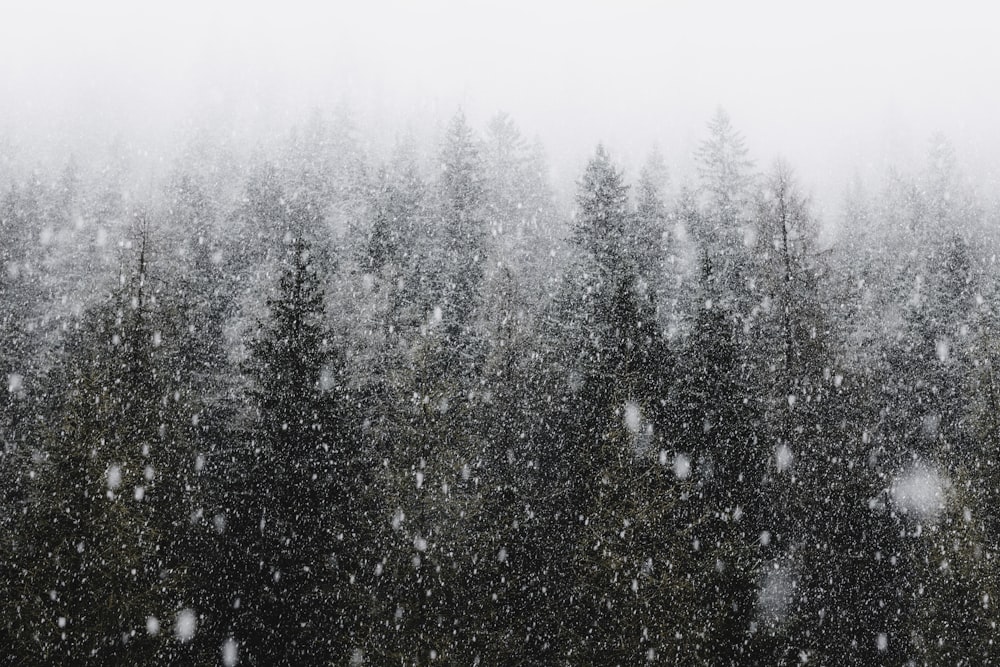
[2,0,999,210]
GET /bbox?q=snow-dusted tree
[434,111,489,351]
[13,218,204,664]
[695,108,755,311]
[524,145,696,661]
[225,160,290,278]
[204,210,374,665]
[482,112,557,281]
[284,104,368,225]
[161,171,232,388]
[748,161,829,454]
[363,136,427,278]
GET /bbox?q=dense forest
[2,106,1000,665]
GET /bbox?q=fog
[6,4,1000,664]
[5,1,1000,212]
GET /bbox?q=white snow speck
[921,414,940,438]
[146,616,160,636]
[319,365,337,391]
[673,453,691,480]
[7,373,22,393]
[174,608,197,642]
[222,638,239,666]
[891,464,947,520]
[876,632,888,651]
[107,464,122,490]
[757,561,794,625]
[624,401,641,434]
[775,444,793,473]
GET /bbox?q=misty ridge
[2,94,1000,666]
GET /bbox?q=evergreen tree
[12,219,203,664]
[435,111,489,356]
[632,146,669,279]
[695,108,755,313]
[482,112,557,280]
[201,213,374,665]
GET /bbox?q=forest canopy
[1,103,1000,665]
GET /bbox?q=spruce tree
[203,208,373,665]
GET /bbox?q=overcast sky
[3,0,999,213]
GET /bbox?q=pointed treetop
[487,111,521,145]
[696,107,754,200]
[443,109,476,149]
[694,107,755,241]
[925,131,958,214]
[637,146,669,213]
[439,110,484,215]
[573,144,630,261]
[485,112,528,175]
[640,145,668,186]
[577,144,628,215]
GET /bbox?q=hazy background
[3,0,999,217]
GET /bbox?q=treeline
[2,107,1000,665]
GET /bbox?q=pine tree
[203,215,373,665]
[436,111,488,355]
[482,112,556,279]
[695,108,755,312]
[531,145,683,659]
[13,219,202,664]
[364,143,426,277]
[632,146,669,279]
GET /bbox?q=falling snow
[0,4,997,664]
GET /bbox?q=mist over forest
[4,2,1000,665]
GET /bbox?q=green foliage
[3,109,1000,666]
